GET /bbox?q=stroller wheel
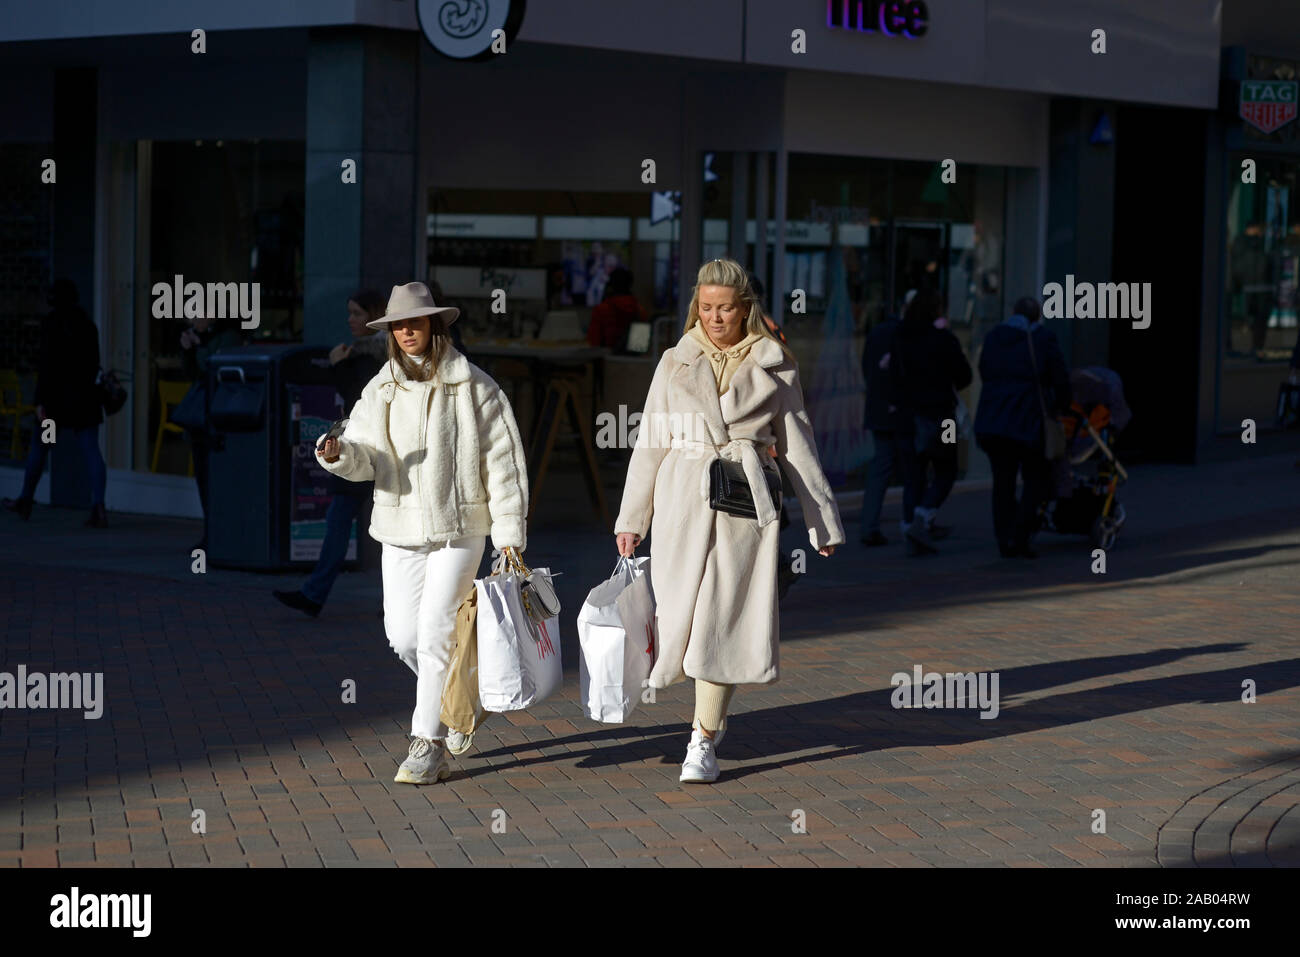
[1090,514,1119,551]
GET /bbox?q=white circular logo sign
[417,0,526,60]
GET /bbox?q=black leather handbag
[708,457,782,520]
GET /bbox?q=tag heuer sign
[1240,79,1298,134]
[417,0,526,60]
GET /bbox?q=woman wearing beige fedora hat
[316,281,529,785]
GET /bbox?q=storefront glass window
[0,143,54,467]
[702,152,1007,487]
[145,139,304,476]
[1221,156,1299,430]
[427,187,677,338]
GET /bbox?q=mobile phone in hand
[316,418,348,450]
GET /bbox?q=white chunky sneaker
[679,726,721,784]
[394,736,450,785]
[445,728,473,756]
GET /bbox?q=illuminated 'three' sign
[826,0,930,38]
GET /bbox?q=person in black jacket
[273,290,387,617]
[859,311,916,546]
[3,280,108,526]
[890,291,973,553]
[973,296,1072,558]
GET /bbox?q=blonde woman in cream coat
[614,259,844,784]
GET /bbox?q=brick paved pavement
[1,452,1298,867]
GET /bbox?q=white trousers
[381,535,486,740]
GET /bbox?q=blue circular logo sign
[417,0,526,60]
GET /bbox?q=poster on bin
[288,384,354,563]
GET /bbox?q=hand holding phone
[315,418,348,464]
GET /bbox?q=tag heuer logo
[417,0,526,60]
[1240,80,1298,134]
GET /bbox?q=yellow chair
[0,369,37,459]
[152,379,195,475]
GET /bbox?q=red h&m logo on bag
[645,621,655,657]
[535,620,556,659]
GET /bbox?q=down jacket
[318,346,529,551]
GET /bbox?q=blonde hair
[683,258,793,361]
[387,315,450,387]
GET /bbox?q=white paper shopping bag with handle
[476,550,563,712]
[577,556,656,723]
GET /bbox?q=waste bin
[205,343,356,571]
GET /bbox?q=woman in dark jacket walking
[890,291,973,553]
[3,280,108,526]
[274,289,387,618]
[973,296,1071,558]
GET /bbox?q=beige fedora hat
[367,282,460,329]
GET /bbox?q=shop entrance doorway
[889,220,949,317]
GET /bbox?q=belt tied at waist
[671,436,779,527]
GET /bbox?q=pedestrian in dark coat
[974,296,1071,558]
[3,280,109,526]
[889,291,972,553]
[274,289,387,618]
[858,314,917,545]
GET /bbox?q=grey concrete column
[677,76,703,332]
[754,151,770,292]
[729,150,750,263]
[303,28,419,348]
[772,147,789,325]
[50,67,97,509]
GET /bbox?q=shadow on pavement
[468,645,1286,780]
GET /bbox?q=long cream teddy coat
[615,332,845,688]
[318,346,529,551]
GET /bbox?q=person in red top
[586,267,646,349]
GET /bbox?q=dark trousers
[861,429,919,536]
[913,450,958,514]
[301,481,372,607]
[20,424,107,507]
[980,434,1051,549]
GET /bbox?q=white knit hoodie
[319,345,529,550]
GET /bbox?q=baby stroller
[1039,367,1131,550]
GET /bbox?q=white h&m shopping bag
[577,556,656,723]
[475,553,563,712]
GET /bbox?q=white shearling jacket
[319,346,530,551]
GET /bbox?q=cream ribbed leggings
[694,679,735,733]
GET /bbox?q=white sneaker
[445,728,473,756]
[679,726,721,784]
[394,736,450,785]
